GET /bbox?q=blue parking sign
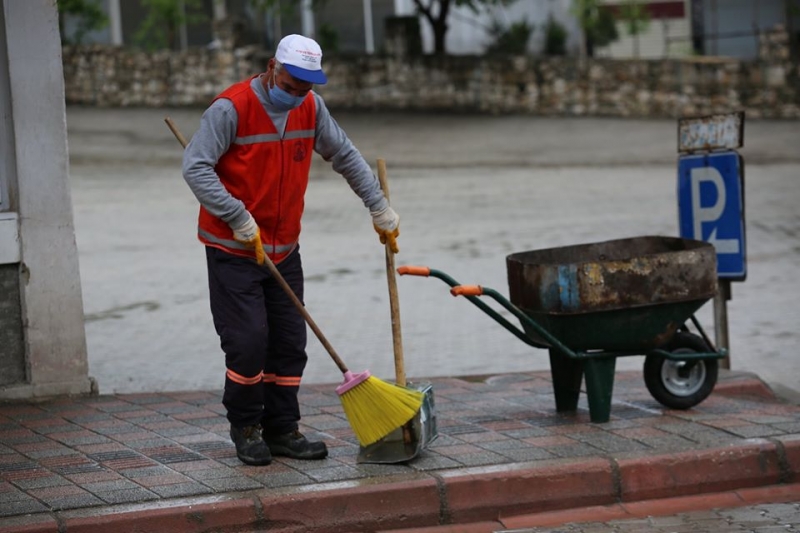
[677,151,746,280]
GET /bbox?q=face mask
[268,71,305,111]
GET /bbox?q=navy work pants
[206,245,308,435]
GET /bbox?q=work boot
[230,424,272,466]
[262,429,328,460]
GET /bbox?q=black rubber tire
[644,331,719,410]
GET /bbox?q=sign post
[677,112,746,369]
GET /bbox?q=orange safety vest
[197,77,316,264]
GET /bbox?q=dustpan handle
[377,159,406,387]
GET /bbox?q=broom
[164,116,423,446]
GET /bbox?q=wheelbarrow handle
[397,265,431,277]
[451,285,483,297]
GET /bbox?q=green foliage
[619,0,650,57]
[570,0,619,55]
[412,0,519,55]
[317,23,339,54]
[620,0,650,37]
[593,7,619,47]
[135,0,206,51]
[57,0,108,45]
[486,18,533,56]
[543,16,568,56]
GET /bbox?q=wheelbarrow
[399,236,728,423]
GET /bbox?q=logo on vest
[293,140,307,162]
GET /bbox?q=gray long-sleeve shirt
[182,75,388,231]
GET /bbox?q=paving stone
[95,487,159,505]
[148,481,212,498]
[10,475,72,490]
[246,470,314,489]
[199,475,263,492]
[0,497,49,516]
[303,465,365,482]
[35,493,104,511]
[185,467,241,481]
[497,447,556,462]
[82,479,143,492]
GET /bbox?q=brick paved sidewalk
[1,370,799,532]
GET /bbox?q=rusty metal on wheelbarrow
[506,236,718,351]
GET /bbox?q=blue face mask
[268,72,306,111]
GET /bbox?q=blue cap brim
[283,63,327,85]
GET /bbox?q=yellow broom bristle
[339,376,425,446]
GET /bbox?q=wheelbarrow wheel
[644,332,718,410]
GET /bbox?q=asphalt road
[65,107,800,395]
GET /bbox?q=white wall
[0,0,93,399]
[599,15,693,58]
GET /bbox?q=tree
[571,0,619,57]
[57,0,108,45]
[619,0,650,58]
[135,0,206,51]
[485,18,533,56]
[543,16,568,56]
[411,0,517,55]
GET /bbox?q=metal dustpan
[358,159,437,464]
[357,381,437,464]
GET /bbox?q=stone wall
[61,44,800,119]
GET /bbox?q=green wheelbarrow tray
[357,382,437,464]
[398,236,728,423]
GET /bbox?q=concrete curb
[2,375,797,533]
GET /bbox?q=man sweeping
[182,34,400,466]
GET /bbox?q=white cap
[275,34,327,85]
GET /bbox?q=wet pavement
[1,369,799,532]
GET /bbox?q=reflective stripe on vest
[198,228,296,255]
[234,129,314,145]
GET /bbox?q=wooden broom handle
[377,159,406,387]
[259,252,349,374]
[164,116,349,374]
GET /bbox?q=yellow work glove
[371,206,400,254]
[231,212,266,265]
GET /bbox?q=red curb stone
[618,441,782,502]
[621,491,742,516]
[0,514,59,533]
[781,436,800,483]
[735,483,800,504]
[377,521,504,533]
[62,498,258,533]
[500,503,630,529]
[496,484,799,531]
[443,458,615,523]
[259,478,440,532]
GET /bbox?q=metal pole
[363,0,375,54]
[108,0,123,45]
[301,0,315,38]
[713,279,731,369]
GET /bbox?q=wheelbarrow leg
[583,357,617,423]
[549,350,583,413]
